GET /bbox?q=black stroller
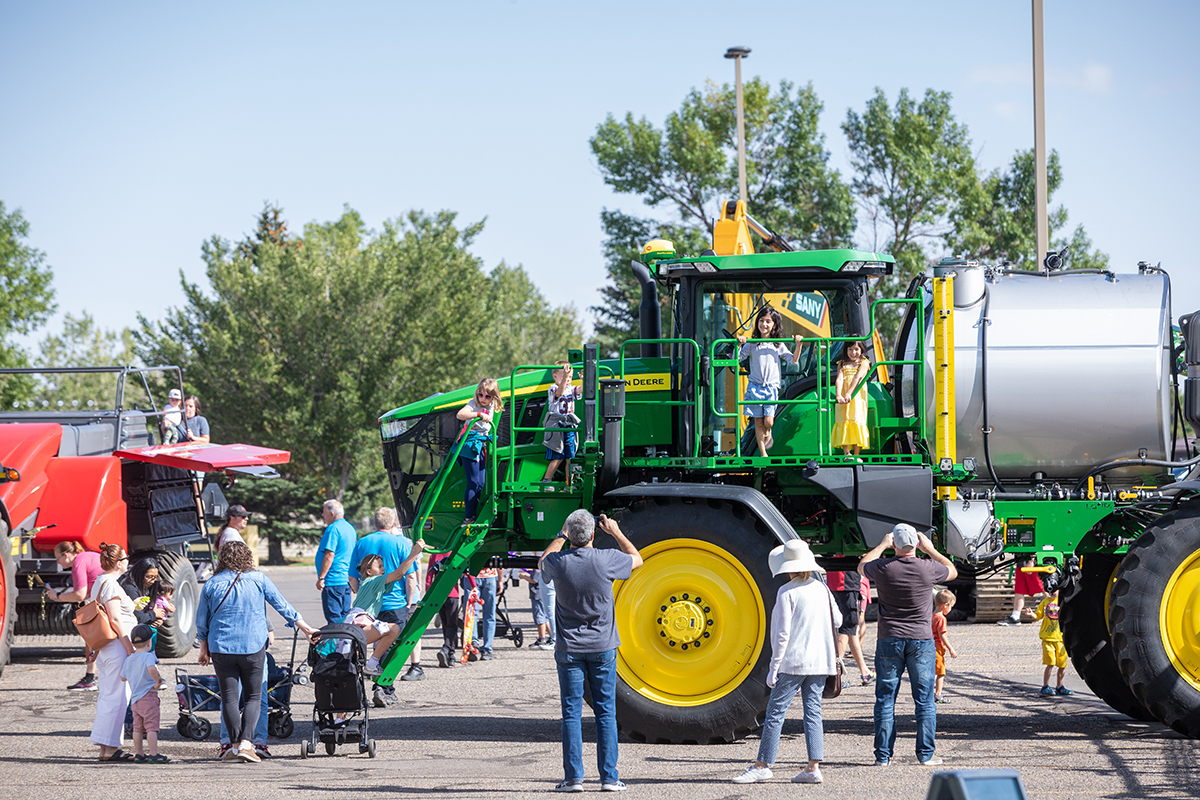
[301,623,377,758]
[493,585,524,648]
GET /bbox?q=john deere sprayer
[375,200,1200,742]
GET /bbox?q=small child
[832,341,871,459]
[161,390,184,444]
[1034,588,1074,696]
[456,378,503,523]
[542,362,583,485]
[932,589,959,703]
[153,580,175,621]
[351,540,426,676]
[120,624,169,762]
[736,306,804,457]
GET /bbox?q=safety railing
[708,296,925,458]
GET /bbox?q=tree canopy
[0,202,56,405]
[135,205,581,507]
[589,79,854,354]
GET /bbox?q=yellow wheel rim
[614,538,766,707]
[1161,547,1200,693]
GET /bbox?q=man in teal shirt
[316,499,356,625]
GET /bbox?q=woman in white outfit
[89,542,138,761]
[733,539,841,785]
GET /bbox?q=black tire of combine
[0,520,13,677]
[610,497,781,744]
[1109,502,1200,738]
[1061,554,1155,722]
[154,551,199,659]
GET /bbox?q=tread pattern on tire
[1109,504,1200,738]
[1061,554,1154,721]
[154,551,199,659]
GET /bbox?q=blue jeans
[555,649,619,785]
[873,637,937,763]
[459,455,486,520]
[757,673,825,765]
[219,662,269,746]
[476,576,497,654]
[321,584,352,626]
[540,572,556,641]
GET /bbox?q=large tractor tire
[1061,554,1154,721]
[609,497,781,743]
[1109,502,1200,737]
[0,520,14,677]
[154,551,199,659]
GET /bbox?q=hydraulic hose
[1071,451,1200,494]
[979,285,1004,492]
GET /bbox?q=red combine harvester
[0,366,289,673]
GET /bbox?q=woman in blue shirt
[197,541,319,763]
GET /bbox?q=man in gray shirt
[859,522,957,768]
[540,509,643,793]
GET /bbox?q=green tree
[0,202,56,405]
[135,205,580,518]
[843,88,985,305]
[947,148,1108,271]
[590,79,855,354]
[33,312,137,410]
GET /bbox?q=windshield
[697,279,860,456]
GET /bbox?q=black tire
[176,716,191,739]
[1061,554,1155,721]
[155,551,199,659]
[325,741,337,756]
[513,627,523,648]
[1110,503,1200,738]
[0,520,13,677]
[366,739,377,758]
[607,497,781,744]
[190,716,212,741]
[275,714,294,739]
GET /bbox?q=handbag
[822,587,845,699]
[74,598,118,651]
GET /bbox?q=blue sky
[3,1,1197,347]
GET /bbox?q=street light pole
[1032,0,1048,271]
[725,46,751,205]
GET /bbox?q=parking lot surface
[2,565,1196,800]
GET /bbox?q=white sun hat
[768,539,824,577]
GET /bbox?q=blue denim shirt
[197,570,302,655]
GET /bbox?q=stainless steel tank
[908,264,1172,482]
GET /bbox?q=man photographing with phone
[540,510,643,793]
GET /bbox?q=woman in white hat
[732,538,840,785]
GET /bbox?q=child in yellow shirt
[1034,589,1074,696]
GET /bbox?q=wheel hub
[657,595,710,646]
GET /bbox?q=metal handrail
[617,338,702,456]
[707,296,926,457]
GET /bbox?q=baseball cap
[892,523,920,551]
[130,624,154,645]
[228,504,251,519]
[168,389,182,400]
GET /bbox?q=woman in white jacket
[733,539,840,785]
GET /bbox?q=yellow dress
[832,361,870,449]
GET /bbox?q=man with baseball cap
[217,505,251,549]
[858,522,957,767]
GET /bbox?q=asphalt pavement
[2,565,1197,800]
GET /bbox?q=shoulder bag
[73,577,118,651]
[822,587,845,699]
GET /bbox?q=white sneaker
[920,755,944,766]
[554,781,584,792]
[732,765,773,783]
[792,767,823,784]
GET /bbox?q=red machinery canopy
[115,442,291,472]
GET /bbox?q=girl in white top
[89,542,139,761]
[732,539,840,786]
[736,307,803,457]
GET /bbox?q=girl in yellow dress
[832,341,870,459]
